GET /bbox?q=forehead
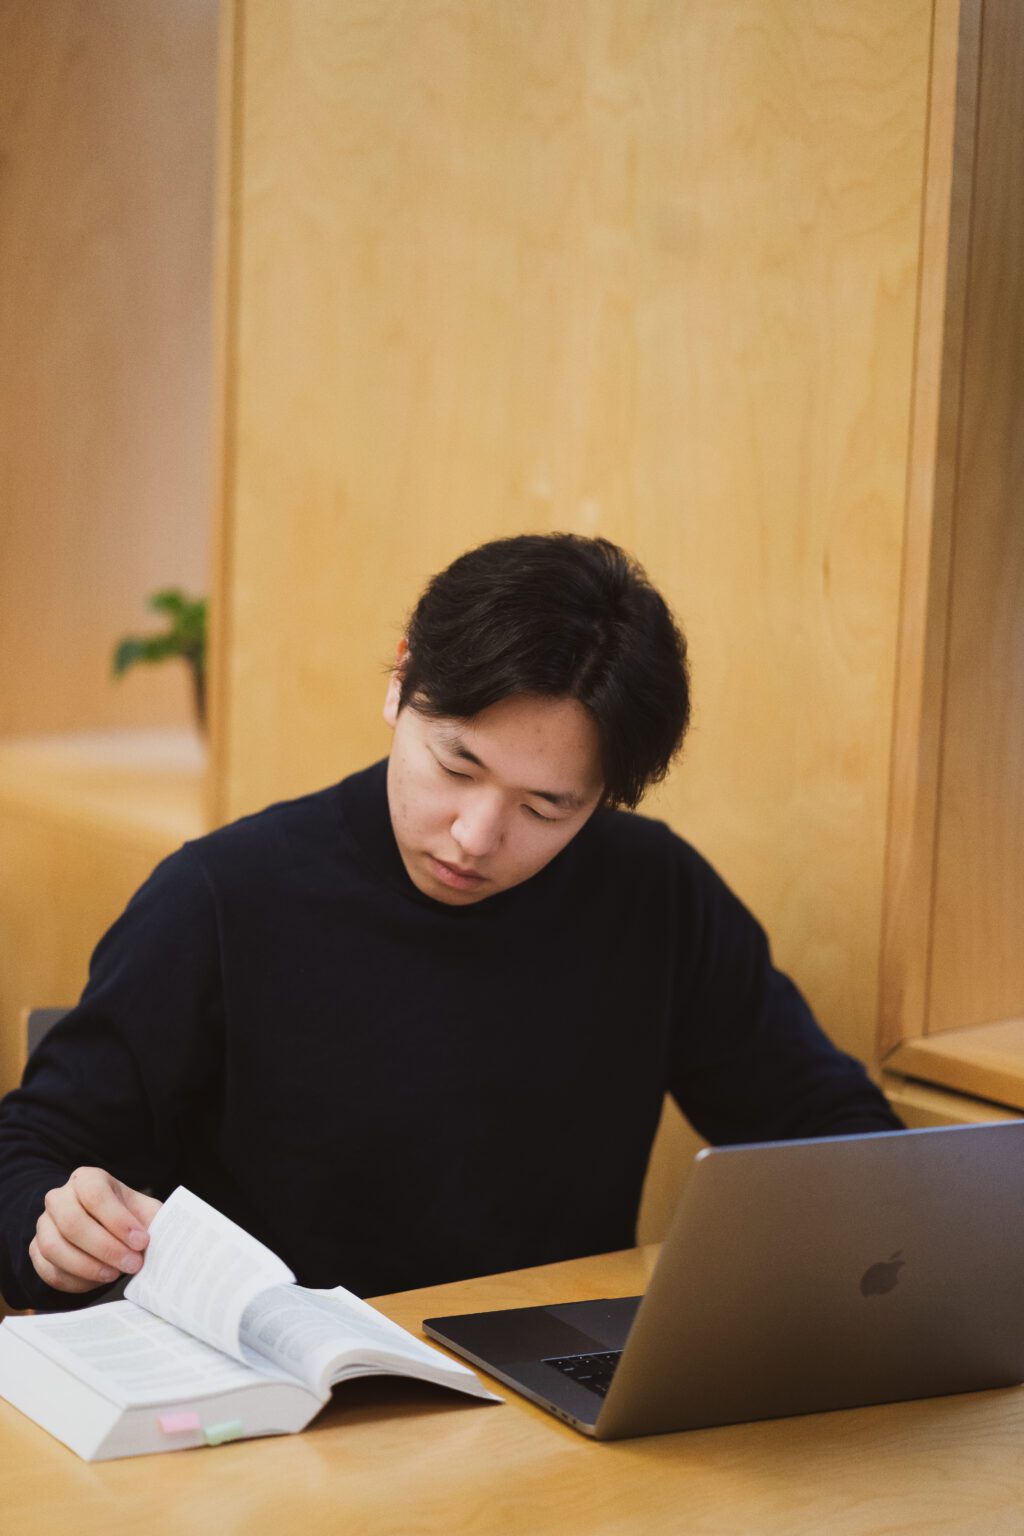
[420,694,603,798]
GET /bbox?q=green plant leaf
[148,588,189,619]
[112,635,178,676]
[112,589,208,732]
[112,591,208,675]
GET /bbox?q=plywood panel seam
[924,0,987,1039]
[877,0,941,1066]
[878,0,983,1062]
[925,0,1024,1034]
[208,0,246,833]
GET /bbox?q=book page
[5,1301,283,1409]
[124,1188,294,1362]
[240,1284,499,1401]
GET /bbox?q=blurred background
[1,1,1021,1226]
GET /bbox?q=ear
[383,638,410,728]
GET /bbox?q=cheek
[404,767,450,831]
[511,821,576,875]
[390,763,421,836]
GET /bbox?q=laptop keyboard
[543,1349,623,1397]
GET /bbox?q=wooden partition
[924,0,1024,1036]
[214,0,932,1079]
[880,0,1024,1107]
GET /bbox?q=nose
[451,795,504,859]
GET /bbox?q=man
[0,534,900,1311]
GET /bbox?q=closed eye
[434,750,561,819]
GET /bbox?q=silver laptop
[423,1123,1024,1439]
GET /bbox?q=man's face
[383,672,604,906]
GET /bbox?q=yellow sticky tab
[204,1418,244,1446]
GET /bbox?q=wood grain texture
[221,0,931,1079]
[635,1096,704,1246]
[882,1070,1022,1126]
[0,732,206,850]
[0,731,206,1094]
[877,0,982,1058]
[4,1246,1024,1536]
[927,0,1024,1034]
[890,1020,1024,1112]
[206,0,243,831]
[0,0,219,734]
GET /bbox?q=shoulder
[585,803,728,888]
[111,762,383,933]
[182,778,349,888]
[114,776,355,930]
[581,805,764,939]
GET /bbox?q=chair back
[22,1007,71,1062]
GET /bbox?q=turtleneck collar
[334,757,602,917]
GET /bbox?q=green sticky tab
[204,1418,244,1446]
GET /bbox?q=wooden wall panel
[877,0,982,1059]
[928,0,1024,1033]
[0,730,206,1093]
[0,0,219,735]
[219,0,931,1072]
[0,812,181,1098]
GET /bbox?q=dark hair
[398,533,690,808]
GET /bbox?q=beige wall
[0,3,219,1085]
[0,1,219,735]
[214,0,932,1071]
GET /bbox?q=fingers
[30,1217,123,1293]
[69,1167,153,1253]
[30,1167,162,1295]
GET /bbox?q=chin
[425,876,496,906]
[435,889,492,906]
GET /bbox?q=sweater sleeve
[0,845,224,1311]
[667,846,902,1144]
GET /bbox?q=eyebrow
[435,729,589,811]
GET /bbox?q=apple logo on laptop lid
[860,1251,905,1298]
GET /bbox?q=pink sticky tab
[159,1411,202,1435]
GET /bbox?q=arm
[0,845,224,1310]
[668,846,902,1144]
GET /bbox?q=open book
[0,1187,499,1460]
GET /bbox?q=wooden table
[3,1245,1023,1536]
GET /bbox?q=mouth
[428,856,488,892]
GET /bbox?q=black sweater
[0,760,900,1310]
